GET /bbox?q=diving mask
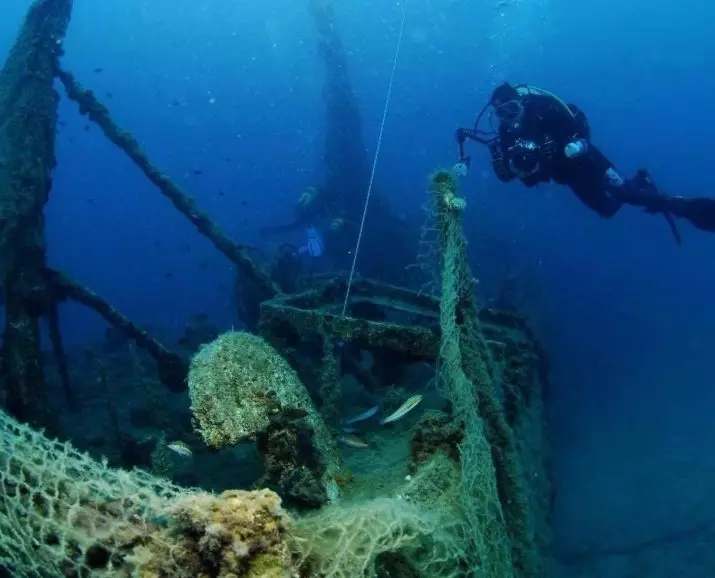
[494,99,525,129]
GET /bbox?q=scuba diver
[454,82,715,242]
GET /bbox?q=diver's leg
[615,169,715,234]
[603,168,673,213]
[566,144,626,217]
[566,143,662,214]
[569,141,715,235]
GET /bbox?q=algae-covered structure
[187,330,342,506]
[0,167,553,577]
[0,0,554,576]
[0,0,194,431]
[0,409,294,577]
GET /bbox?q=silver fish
[343,405,379,425]
[167,440,193,457]
[380,394,423,425]
[338,434,370,449]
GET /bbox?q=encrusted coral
[0,406,294,577]
[187,330,342,500]
[257,413,330,509]
[121,488,294,577]
[188,332,282,446]
[409,410,464,473]
[161,489,293,578]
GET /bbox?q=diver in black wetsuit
[454,82,715,242]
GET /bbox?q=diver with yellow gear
[454,82,715,242]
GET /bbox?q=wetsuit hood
[490,82,520,108]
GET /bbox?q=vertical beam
[309,0,416,283]
[0,0,73,426]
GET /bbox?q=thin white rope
[341,0,409,317]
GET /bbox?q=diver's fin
[670,197,715,234]
[662,211,682,245]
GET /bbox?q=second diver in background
[454,82,715,243]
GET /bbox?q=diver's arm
[454,127,496,176]
[523,94,591,159]
[455,127,490,164]
[455,128,470,165]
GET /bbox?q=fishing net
[429,169,540,577]
[0,166,544,578]
[0,408,292,577]
[290,453,469,578]
[429,170,516,577]
[278,171,543,578]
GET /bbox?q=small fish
[380,394,424,425]
[338,434,370,449]
[343,405,379,425]
[298,226,324,258]
[167,440,193,457]
[341,426,359,434]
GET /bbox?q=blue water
[2,0,715,575]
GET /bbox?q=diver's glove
[564,138,588,159]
